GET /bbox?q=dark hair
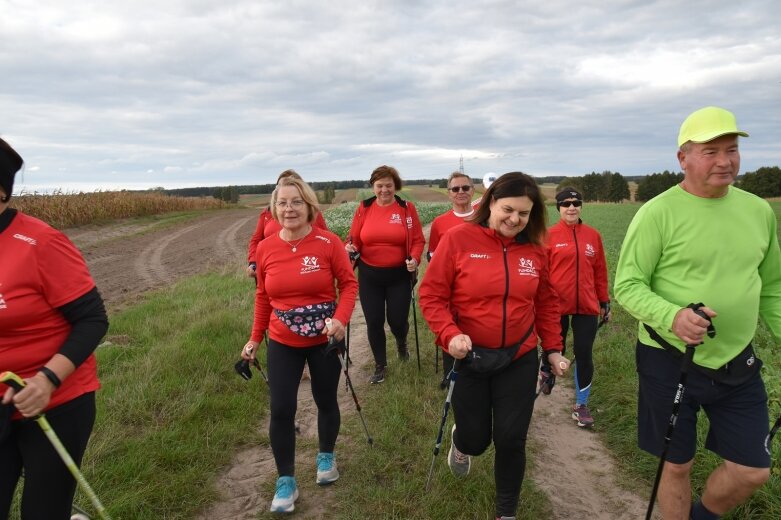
[369,165,402,191]
[471,171,547,245]
[0,137,24,202]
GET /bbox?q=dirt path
[66,210,651,519]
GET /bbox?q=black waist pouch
[462,323,534,374]
[644,323,761,386]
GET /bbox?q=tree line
[160,166,781,203]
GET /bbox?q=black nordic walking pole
[425,359,461,491]
[325,319,373,446]
[407,256,421,372]
[645,304,715,520]
[1,372,113,520]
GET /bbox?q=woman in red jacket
[241,176,357,514]
[344,165,425,384]
[419,172,569,520]
[0,137,109,519]
[541,187,611,428]
[245,169,329,277]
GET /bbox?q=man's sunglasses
[449,185,473,193]
[559,200,582,208]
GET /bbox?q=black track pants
[542,314,598,391]
[267,339,342,477]
[357,263,411,366]
[451,349,538,518]
[0,392,96,520]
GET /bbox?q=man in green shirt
[615,106,781,520]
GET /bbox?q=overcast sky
[2,0,780,193]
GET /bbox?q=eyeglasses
[449,185,473,193]
[559,200,582,208]
[275,199,306,209]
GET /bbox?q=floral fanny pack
[274,301,336,337]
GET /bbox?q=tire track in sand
[134,224,199,286]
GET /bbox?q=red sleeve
[419,231,462,351]
[39,232,96,308]
[594,231,610,303]
[330,236,358,325]
[347,204,364,250]
[407,202,425,264]
[251,240,272,341]
[315,211,330,232]
[533,248,564,353]
[428,218,442,257]
[247,209,271,263]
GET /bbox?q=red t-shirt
[252,228,358,347]
[419,223,562,359]
[427,209,474,258]
[0,212,100,416]
[247,208,329,263]
[347,199,425,268]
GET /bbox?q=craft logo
[555,242,568,248]
[470,253,489,259]
[315,234,331,244]
[585,243,595,257]
[13,233,37,246]
[390,213,402,225]
[518,257,538,277]
[301,255,321,274]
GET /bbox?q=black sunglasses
[449,185,473,193]
[559,200,582,208]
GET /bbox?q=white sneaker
[316,452,340,485]
[270,476,298,513]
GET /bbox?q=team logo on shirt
[300,256,321,275]
[315,234,331,244]
[406,216,414,228]
[518,257,538,277]
[390,213,403,225]
[13,233,37,246]
[469,253,490,259]
[585,243,595,257]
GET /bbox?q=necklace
[280,228,310,252]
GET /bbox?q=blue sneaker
[316,452,340,485]
[270,476,298,513]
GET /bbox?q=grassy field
[10,195,781,519]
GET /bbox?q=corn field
[10,191,226,229]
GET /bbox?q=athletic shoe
[538,370,555,395]
[316,452,339,485]
[270,476,298,513]
[369,365,386,384]
[572,404,595,427]
[447,425,471,478]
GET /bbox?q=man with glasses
[427,172,475,387]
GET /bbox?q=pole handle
[0,371,25,393]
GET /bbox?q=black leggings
[452,349,538,518]
[542,314,598,391]
[0,392,96,520]
[357,263,411,366]
[267,339,342,477]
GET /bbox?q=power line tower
[459,154,464,174]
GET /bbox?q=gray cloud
[2,0,779,191]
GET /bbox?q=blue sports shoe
[316,452,340,485]
[270,476,298,513]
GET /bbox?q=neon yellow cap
[678,106,748,148]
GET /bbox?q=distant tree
[635,171,684,201]
[737,166,781,197]
[605,172,630,202]
[556,177,585,197]
[229,186,239,204]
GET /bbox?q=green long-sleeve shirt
[614,184,781,369]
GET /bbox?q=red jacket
[419,223,562,359]
[347,196,425,267]
[546,219,609,316]
[247,208,329,264]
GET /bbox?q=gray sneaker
[447,424,471,477]
[369,365,386,384]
